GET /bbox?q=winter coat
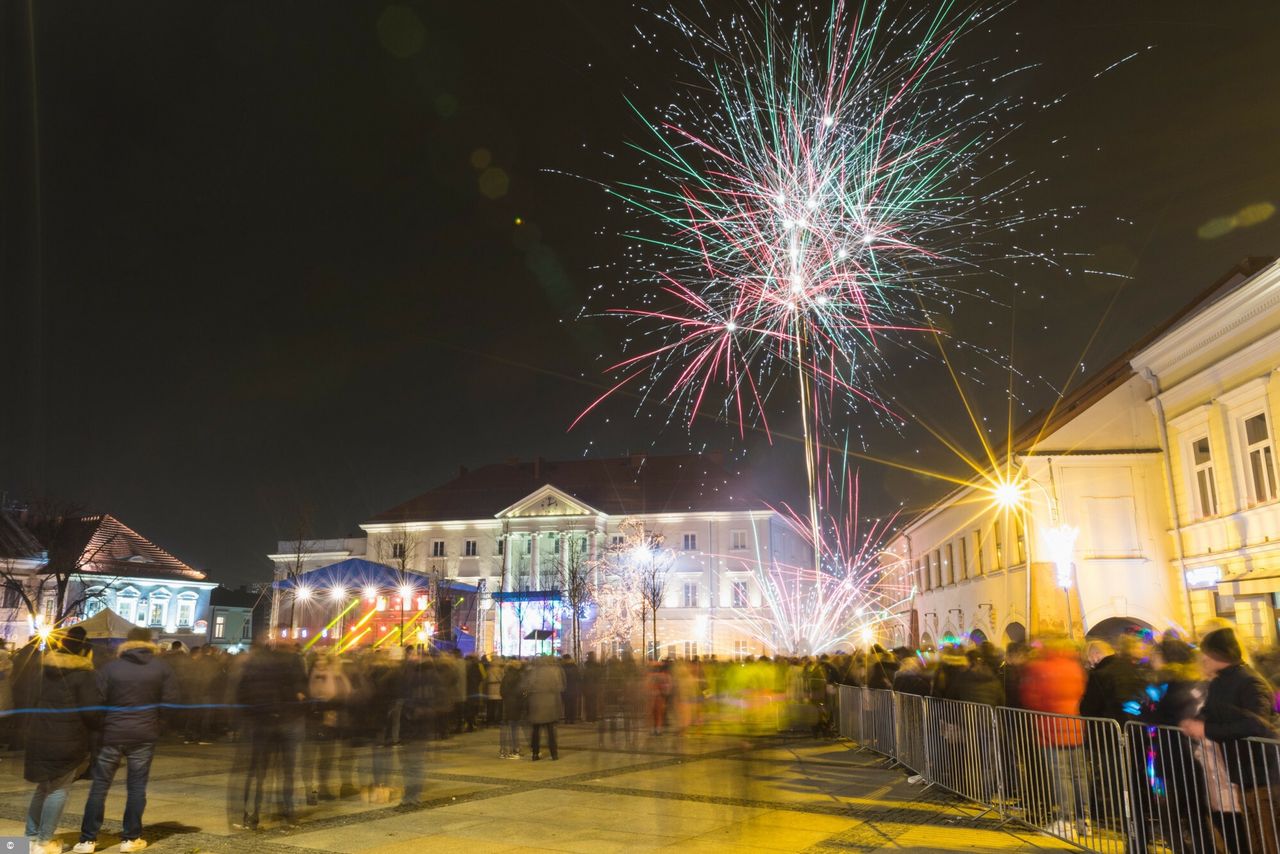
[526,661,565,724]
[23,651,102,784]
[893,667,932,697]
[235,646,307,723]
[98,641,180,746]
[942,663,1006,707]
[483,660,503,700]
[500,665,525,720]
[866,656,898,691]
[1080,654,1150,724]
[1019,650,1086,747]
[1141,663,1203,728]
[1199,662,1280,788]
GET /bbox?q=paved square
[0,725,1073,852]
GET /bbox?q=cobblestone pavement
[0,724,1075,852]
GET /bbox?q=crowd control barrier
[834,688,1280,854]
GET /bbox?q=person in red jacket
[1017,639,1089,839]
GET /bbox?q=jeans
[80,742,155,842]
[27,771,77,843]
[242,717,303,824]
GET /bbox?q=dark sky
[3,1,1279,585]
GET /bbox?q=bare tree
[553,534,593,660]
[275,505,319,639]
[377,529,419,642]
[2,499,126,628]
[639,544,673,660]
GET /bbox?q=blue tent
[273,558,431,591]
[272,558,479,596]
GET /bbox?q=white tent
[75,608,137,640]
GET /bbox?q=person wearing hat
[23,626,102,854]
[1180,625,1279,852]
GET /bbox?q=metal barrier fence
[833,689,1280,854]
[1126,721,1280,854]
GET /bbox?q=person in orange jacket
[1017,639,1089,839]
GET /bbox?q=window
[731,580,749,608]
[932,550,942,588]
[730,529,749,551]
[945,543,955,586]
[464,539,478,557]
[682,533,698,551]
[431,540,446,558]
[993,519,1004,567]
[973,530,985,576]
[176,597,196,628]
[683,583,699,608]
[148,598,167,626]
[1244,413,1277,503]
[1015,516,1026,564]
[610,534,624,548]
[0,585,21,609]
[391,542,406,559]
[42,597,55,624]
[683,641,698,659]
[733,640,750,660]
[524,538,532,554]
[83,594,105,618]
[959,537,969,581]
[241,618,251,640]
[579,536,589,553]
[117,595,138,624]
[496,538,505,556]
[1191,436,1219,517]
[214,614,226,639]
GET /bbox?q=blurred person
[581,652,603,723]
[892,655,931,696]
[448,650,467,734]
[25,627,100,854]
[1081,637,1151,725]
[499,659,525,758]
[305,653,350,805]
[74,627,179,854]
[1179,626,1280,853]
[482,655,503,726]
[527,657,564,760]
[229,642,307,831]
[1019,639,1088,838]
[648,660,673,735]
[561,655,581,725]
[865,645,898,691]
[464,655,483,732]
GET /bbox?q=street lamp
[986,471,1068,641]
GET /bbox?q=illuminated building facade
[270,454,810,657]
[887,257,1280,649]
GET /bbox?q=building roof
[209,585,261,608]
[35,513,206,582]
[367,453,763,524]
[273,557,477,592]
[0,511,43,560]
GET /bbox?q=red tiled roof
[367,454,764,523]
[36,514,206,582]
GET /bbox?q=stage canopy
[76,607,137,639]
[272,558,478,594]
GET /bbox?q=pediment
[496,485,600,519]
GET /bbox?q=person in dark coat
[560,656,581,724]
[892,656,932,696]
[1080,637,1151,724]
[231,641,307,829]
[1180,626,1280,853]
[864,645,898,691]
[941,648,1006,706]
[499,660,525,758]
[581,653,603,723]
[24,627,100,854]
[76,626,179,853]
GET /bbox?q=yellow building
[886,257,1280,649]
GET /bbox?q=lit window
[1192,436,1219,517]
[176,596,197,628]
[730,530,748,551]
[241,619,251,640]
[683,583,699,608]
[683,641,697,659]
[1244,413,1277,504]
[945,543,954,585]
[431,540,446,558]
[464,539,478,557]
[391,542,406,559]
[733,640,749,660]
[682,533,697,551]
[993,519,1004,567]
[731,580,749,608]
[214,615,226,639]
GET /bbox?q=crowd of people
[2,621,1279,853]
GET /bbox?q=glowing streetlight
[296,586,312,602]
[992,479,1023,510]
[329,587,346,602]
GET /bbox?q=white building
[271,453,811,658]
[886,256,1280,649]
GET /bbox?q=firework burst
[579,0,1035,434]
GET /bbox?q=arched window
[147,590,171,627]
[115,587,141,624]
[175,592,199,629]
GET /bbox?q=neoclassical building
[887,256,1280,649]
[270,453,810,657]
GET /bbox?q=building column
[530,532,540,591]
[501,534,512,592]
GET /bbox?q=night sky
[3,2,1280,585]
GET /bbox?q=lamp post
[992,471,1071,642]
